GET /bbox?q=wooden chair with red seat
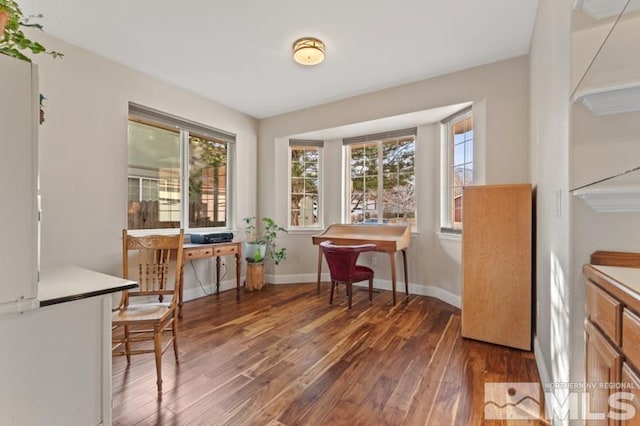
[320,240,376,309]
[112,229,184,395]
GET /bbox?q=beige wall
[30,32,258,298]
[529,0,572,403]
[258,56,530,302]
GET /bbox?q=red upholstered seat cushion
[352,265,374,283]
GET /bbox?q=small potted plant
[0,0,63,62]
[243,216,287,264]
[243,217,287,290]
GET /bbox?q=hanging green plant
[0,0,63,62]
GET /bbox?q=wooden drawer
[623,308,640,372]
[586,280,622,345]
[184,247,214,260]
[621,363,640,426]
[213,245,238,256]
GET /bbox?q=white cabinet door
[0,55,39,308]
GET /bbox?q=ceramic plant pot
[244,242,266,263]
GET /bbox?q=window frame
[440,107,473,234]
[287,140,323,231]
[127,103,235,235]
[343,128,417,229]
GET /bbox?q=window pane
[189,134,227,228]
[295,194,318,226]
[127,121,180,229]
[351,144,378,176]
[290,146,321,228]
[304,164,318,179]
[382,173,398,190]
[454,166,466,188]
[384,189,415,224]
[128,178,140,202]
[465,140,473,163]
[305,179,318,194]
[463,163,473,185]
[453,123,466,144]
[291,177,305,193]
[382,188,399,218]
[350,190,365,223]
[454,143,465,166]
[303,149,319,163]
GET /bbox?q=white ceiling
[20,0,539,119]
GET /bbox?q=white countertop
[38,266,137,306]
[591,264,640,295]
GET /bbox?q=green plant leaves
[0,0,63,62]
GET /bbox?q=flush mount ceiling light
[292,37,325,66]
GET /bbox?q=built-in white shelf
[574,0,640,19]
[575,83,640,116]
[574,185,640,212]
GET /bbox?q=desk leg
[235,252,241,301]
[388,252,397,306]
[402,249,408,295]
[216,256,221,294]
[316,247,323,294]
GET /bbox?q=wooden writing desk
[178,241,242,318]
[312,224,411,305]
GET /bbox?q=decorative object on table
[0,0,63,62]
[242,216,287,290]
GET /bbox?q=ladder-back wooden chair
[112,229,184,395]
[320,240,376,309]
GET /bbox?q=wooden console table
[179,241,242,318]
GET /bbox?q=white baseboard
[265,273,461,309]
[265,272,331,284]
[183,271,461,309]
[533,335,553,422]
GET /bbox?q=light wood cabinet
[461,183,532,350]
[585,252,640,425]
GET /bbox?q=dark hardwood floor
[112,283,547,425]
